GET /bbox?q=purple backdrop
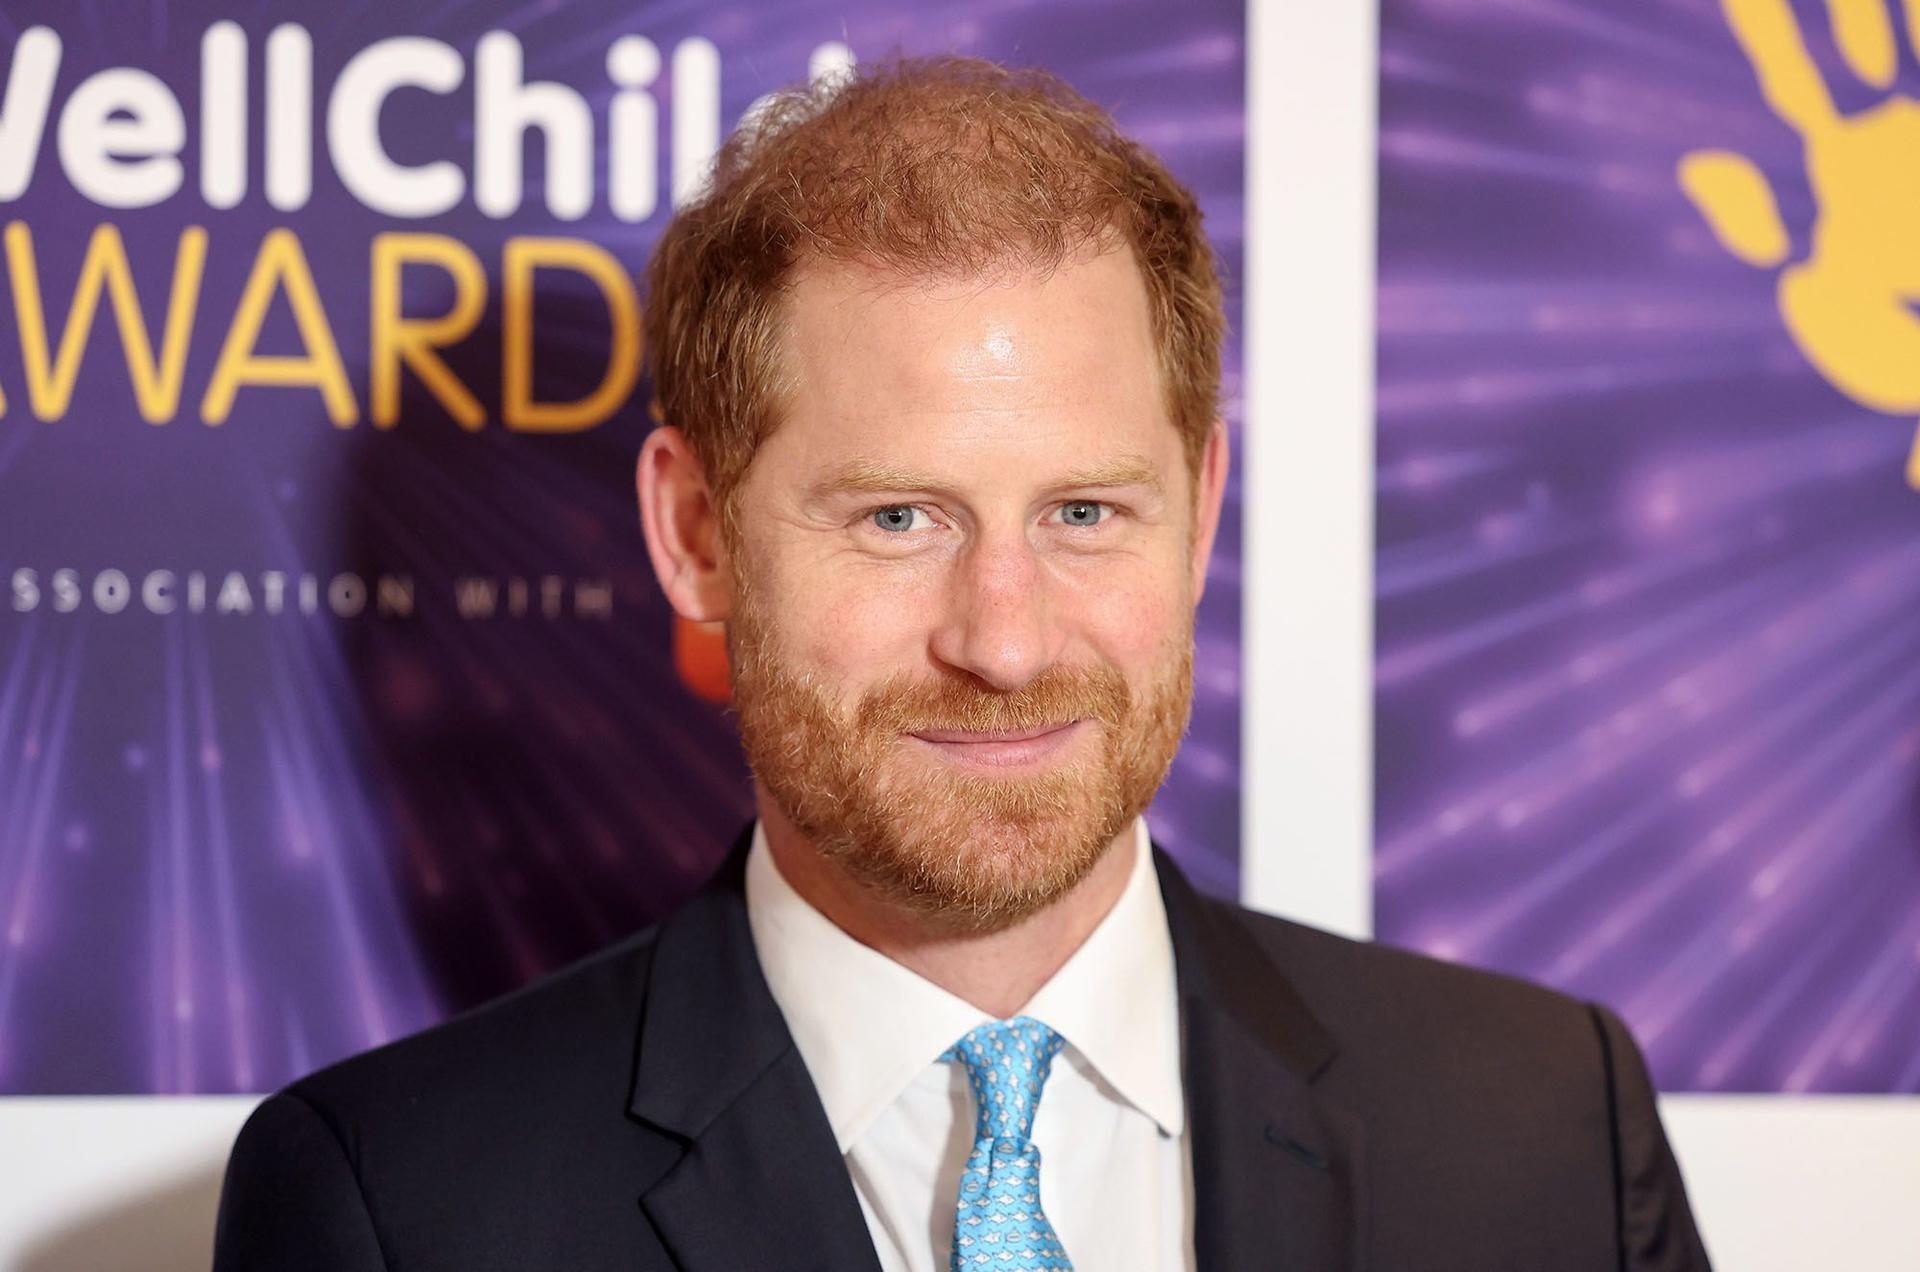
[0,1,1245,1095]
[1376,0,1920,1092]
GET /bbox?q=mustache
[856,663,1133,735]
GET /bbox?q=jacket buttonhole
[1263,1123,1329,1170]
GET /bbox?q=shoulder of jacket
[284,923,664,1119]
[1202,893,1605,1059]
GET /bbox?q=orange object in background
[674,615,732,703]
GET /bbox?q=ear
[1188,419,1231,606]
[636,425,733,622]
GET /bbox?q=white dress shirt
[744,817,1195,1271]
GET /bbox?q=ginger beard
[725,545,1195,934]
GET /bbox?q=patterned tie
[941,1016,1074,1271]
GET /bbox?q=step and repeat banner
[1376,0,1920,1093]
[0,0,1246,1096]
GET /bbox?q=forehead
[767,245,1170,472]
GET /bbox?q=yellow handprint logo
[1679,0,1920,490]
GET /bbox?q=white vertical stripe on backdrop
[1240,0,1377,940]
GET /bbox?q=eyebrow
[810,454,1164,499]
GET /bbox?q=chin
[825,767,1134,932]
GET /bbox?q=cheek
[1053,556,1191,667]
[763,556,943,688]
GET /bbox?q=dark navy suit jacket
[212,828,1712,1270]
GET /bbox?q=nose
[926,526,1064,692]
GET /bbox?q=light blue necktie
[941,1016,1074,1271]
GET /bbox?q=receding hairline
[770,228,1154,345]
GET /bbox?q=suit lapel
[1154,848,1368,1271]
[626,830,883,1272]
[636,1050,884,1271]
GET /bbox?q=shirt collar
[744,818,1184,1152]
[1021,819,1184,1138]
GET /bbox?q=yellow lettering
[201,229,357,426]
[501,236,640,433]
[4,221,208,422]
[370,233,486,430]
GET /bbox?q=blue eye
[872,505,922,532]
[1059,501,1105,527]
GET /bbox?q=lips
[904,719,1087,770]
[908,722,1077,744]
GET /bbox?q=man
[213,57,1711,1271]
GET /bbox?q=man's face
[723,245,1219,933]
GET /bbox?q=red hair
[643,55,1225,515]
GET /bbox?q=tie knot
[942,1015,1067,1144]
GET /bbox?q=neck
[755,786,1139,1019]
